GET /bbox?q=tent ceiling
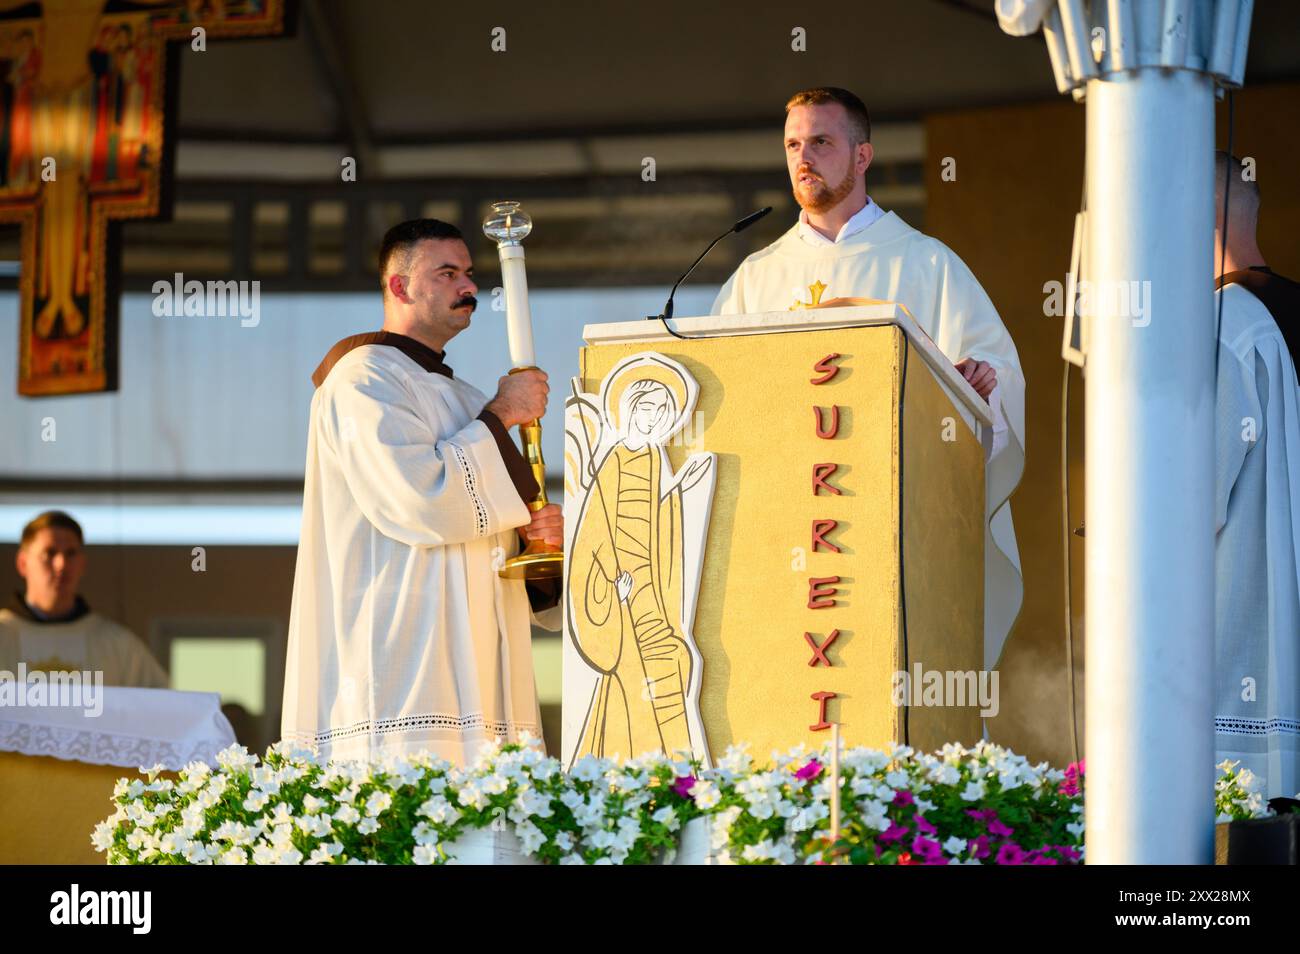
[176,0,1300,148]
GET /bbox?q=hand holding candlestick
[483,200,564,581]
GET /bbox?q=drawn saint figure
[565,353,716,766]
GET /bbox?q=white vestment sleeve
[322,363,531,547]
[1214,345,1264,534]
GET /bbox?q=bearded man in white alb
[713,87,1026,669]
[281,219,563,764]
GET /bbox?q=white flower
[943,836,967,856]
[788,801,829,833]
[960,780,986,801]
[512,787,554,820]
[364,791,392,817]
[569,756,607,783]
[412,844,439,865]
[158,831,186,856]
[216,745,258,773]
[1066,820,1085,838]
[184,841,214,864]
[333,803,361,825]
[559,853,587,865]
[515,820,547,855]
[554,831,575,852]
[297,814,334,838]
[307,842,345,865]
[928,763,961,786]
[652,806,681,832]
[270,803,295,827]
[216,847,249,865]
[243,790,271,812]
[717,744,754,775]
[741,839,795,864]
[91,820,115,852]
[859,799,890,833]
[711,807,742,850]
[274,846,304,865]
[357,816,380,835]
[691,779,721,810]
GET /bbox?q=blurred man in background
[0,510,167,687]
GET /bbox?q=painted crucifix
[0,0,289,395]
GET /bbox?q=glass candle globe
[482,200,532,246]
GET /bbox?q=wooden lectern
[561,306,993,765]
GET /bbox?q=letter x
[805,629,840,667]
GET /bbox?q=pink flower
[672,775,697,798]
[879,822,910,843]
[892,789,914,806]
[795,759,823,781]
[965,808,997,822]
[967,835,991,860]
[988,818,1014,839]
[912,835,944,861]
[1059,760,1086,797]
[914,814,937,835]
[995,843,1028,865]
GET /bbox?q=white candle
[498,245,536,368]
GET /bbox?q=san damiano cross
[0,0,289,396]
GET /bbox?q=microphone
[650,207,772,335]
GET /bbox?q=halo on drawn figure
[600,353,697,447]
[563,352,717,768]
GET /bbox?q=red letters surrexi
[806,353,848,732]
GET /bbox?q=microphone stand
[649,207,772,339]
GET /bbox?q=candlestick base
[500,540,564,581]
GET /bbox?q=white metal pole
[1083,64,1216,864]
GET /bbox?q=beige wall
[924,82,1300,768]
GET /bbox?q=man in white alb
[1212,151,1300,799]
[713,87,1026,670]
[0,510,167,687]
[281,219,563,764]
